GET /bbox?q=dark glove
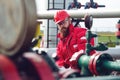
[63,62,70,68]
[63,58,70,68]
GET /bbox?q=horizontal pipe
[99,46,120,59]
[64,76,120,80]
[37,9,120,19]
[103,61,120,71]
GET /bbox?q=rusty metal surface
[0,0,37,56]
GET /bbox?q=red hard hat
[54,10,70,24]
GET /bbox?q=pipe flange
[88,53,100,75]
[93,53,113,75]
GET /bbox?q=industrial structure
[0,0,120,80]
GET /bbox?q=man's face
[57,18,70,38]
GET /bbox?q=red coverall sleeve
[56,42,70,68]
[69,29,96,69]
[56,43,64,67]
[77,29,95,55]
[89,37,96,55]
[77,29,87,51]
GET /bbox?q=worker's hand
[63,62,70,68]
[63,58,70,68]
[69,50,84,69]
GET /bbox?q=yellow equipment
[33,21,43,48]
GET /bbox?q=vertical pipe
[63,0,66,9]
[47,20,49,48]
[53,0,54,9]
[78,55,92,76]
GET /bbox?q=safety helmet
[54,10,70,24]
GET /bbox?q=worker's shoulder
[73,27,86,37]
[74,27,87,32]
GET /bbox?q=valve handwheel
[84,15,93,30]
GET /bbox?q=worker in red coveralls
[54,10,95,69]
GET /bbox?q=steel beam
[37,9,120,19]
